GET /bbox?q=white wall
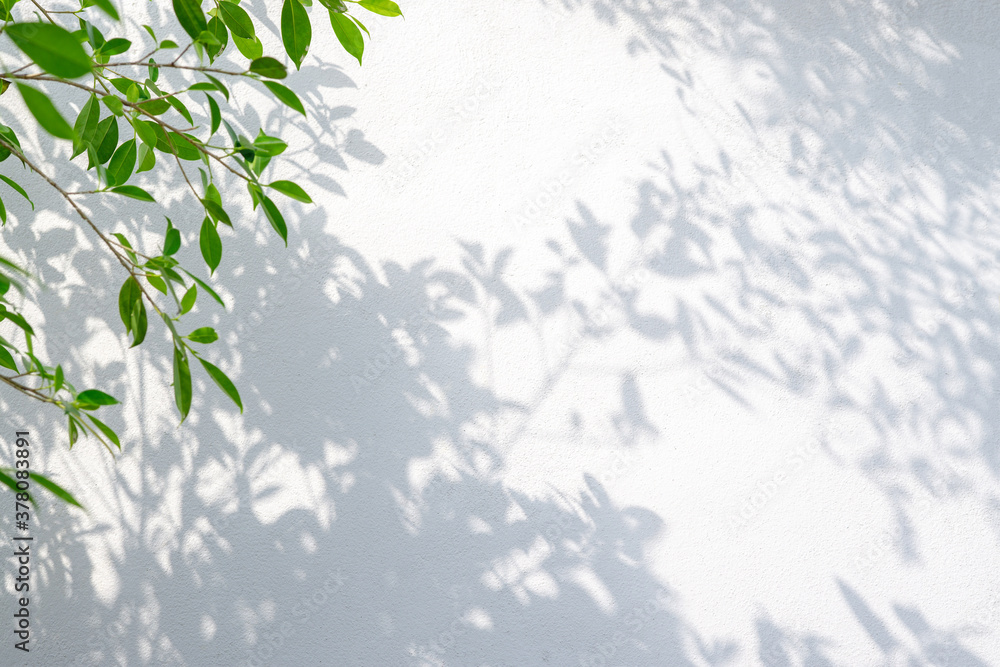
[2,0,1000,664]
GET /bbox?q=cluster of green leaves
[0,0,400,504]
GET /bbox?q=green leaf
[206,94,221,137]
[199,216,222,273]
[156,131,201,161]
[0,195,6,225]
[76,389,120,408]
[146,273,167,295]
[136,143,156,173]
[267,180,312,203]
[202,198,231,226]
[53,364,64,393]
[91,0,120,21]
[197,356,242,412]
[329,11,364,65]
[262,80,305,116]
[252,133,287,156]
[102,95,124,116]
[72,94,100,157]
[17,84,75,140]
[92,116,119,165]
[163,224,181,256]
[218,1,255,39]
[249,56,287,79]
[231,32,263,60]
[132,118,158,147]
[0,469,33,505]
[180,284,197,314]
[0,345,17,372]
[0,176,33,210]
[261,196,288,245]
[187,327,218,344]
[28,471,82,507]
[205,16,229,60]
[107,138,137,186]
[173,345,192,420]
[6,23,93,78]
[359,0,401,16]
[110,185,155,202]
[173,0,208,40]
[281,0,311,69]
[118,276,140,328]
[206,74,230,101]
[100,37,131,56]
[68,416,79,447]
[86,415,120,451]
[167,95,194,125]
[181,269,225,308]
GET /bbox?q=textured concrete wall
[2,0,1000,664]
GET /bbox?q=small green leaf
[86,415,120,451]
[92,116,119,164]
[267,180,312,203]
[0,345,17,372]
[261,196,288,245]
[329,11,364,65]
[202,198,231,227]
[167,96,194,125]
[53,364,64,393]
[132,118,158,147]
[102,95,124,117]
[262,80,305,116]
[0,469,31,504]
[146,273,167,295]
[7,23,93,78]
[231,32,263,59]
[281,0,311,69]
[68,416,79,447]
[180,284,197,314]
[29,471,83,507]
[173,0,208,40]
[199,216,222,273]
[249,57,287,79]
[76,389,120,408]
[187,327,218,344]
[205,16,229,60]
[0,176,33,210]
[72,94,100,157]
[110,185,155,202]
[173,345,192,420]
[218,1,255,39]
[197,356,242,412]
[107,138,137,186]
[206,94,221,137]
[136,143,156,173]
[164,226,181,256]
[181,269,225,308]
[17,84,75,140]
[91,0,120,20]
[100,37,132,56]
[359,0,401,16]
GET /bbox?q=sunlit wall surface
[2,0,1000,664]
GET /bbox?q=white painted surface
[2,0,1000,664]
